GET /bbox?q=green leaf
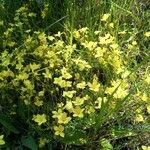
[62,127,87,145]
[100,138,113,150]
[21,136,38,150]
[0,114,19,134]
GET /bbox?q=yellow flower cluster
[32,114,47,126]
[0,135,5,145]
[1,8,149,146]
[142,146,150,150]
[105,79,129,99]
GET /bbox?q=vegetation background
[0,0,150,149]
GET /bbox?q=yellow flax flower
[64,101,74,112]
[54,77,72,88]
[32,114,47,126]
[144,31,150,37]
[52,109,63,118]
[141,93,148,102]
[73,97,85,106]
[0,135,5,145]
[34,99,43,107]
[79,27,89,33]
[61,67,72,79]
[132,41,137,46]
[147,105,150,114]
[76,81,86,89]
[86,106,95,114]
[118,31,126,35]
[73,106,84,118]
[79,138,87,144]
[63,90,76,98]
[88,75,100,92]
[54,125,65,137]
[145,76,150,84]
[110,43,119,49]
[73,58,91,71]
[113,88,128,99]
[57,112,71,124]
[109,23,114,28]
[142,146,150,150]
[135,114,144,123]
[62,80,72,88]
[95,97,107,109]
[73,30,80,39]
[101,13,110,22]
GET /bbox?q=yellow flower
[54,77,63,85]
[32,114,47,126]
[121,70,131,78]
[24,80,34,90]
[79,27,89,33]
[110,43,119,49]
[145,76,150,84]
[54,125,65,137]
[135,114,144,123]
[73,30,80,39]
[34,99,43,107]
[39,138,48,148]
[73,106,84,118]
[64,101,74,112]
[63,91,76,98]
[47,35,55,41]
[144,31,150,37]
[101,13,110,22]
[141,93,148,102]
[128,44,134,50]
[57,102,64,108]
[147,105,150,114]
[118,31,126,35]
[73,97,85,106]
[95,47,106,58]
[114,88,128,99]
[86,41,97,51]
[109,23,114,28]
[0,135,5,145]
[132,41,137,46]
[79,138,87,144]
[95,97,103,109]
[94,31,101,35]
[76,81,86,89]
[29,63,41,72]
[52,109,63,118]
[62,80,72,88]
[54,77,72,88]
[142,146,150,150]
[83,95,90,101]
[57,112,71,124]
[61,67,72,79]
[43,68,52,79]
[16,72,29,80]
[73,58,91,70]
[99,36,107,45]
[88,75,100,92]
[52,109,71,124]
[86,106,95,114]
[55,31,61,37]
[105,79,128,98]
[95,97,107,109]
